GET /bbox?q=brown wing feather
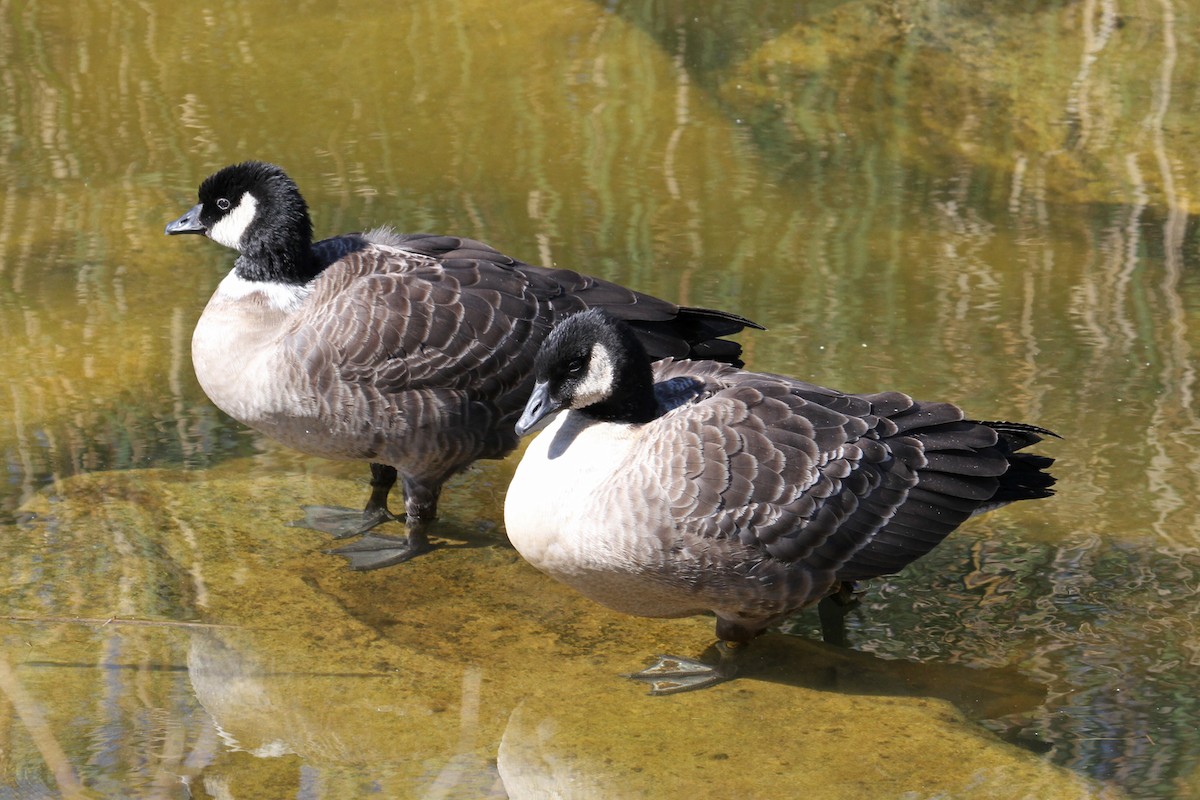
[283,238,758,478]
[293,245,548,399]
[300,236,756,404]
[649,372,885,568]
[645,364,1050,589]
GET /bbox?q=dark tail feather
[991,452,1057,504]
[628,306,764,367]
[977,420,1059,509]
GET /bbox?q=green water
[1,0,1198,797]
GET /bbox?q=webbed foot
[288,505,400,539]
[325,529,432,571]
[626,643,741,695]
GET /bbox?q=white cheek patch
[209,193,258,250]
[573,342,615,408]
[215,269,313,312]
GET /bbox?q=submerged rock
[0,464,1115,797]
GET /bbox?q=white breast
[190,270,313,427]
[505,412,705,618]
[505,412,631,564]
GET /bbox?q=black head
[165,161,318,284]
[515,309,659,435]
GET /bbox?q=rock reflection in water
[187,628,507,797]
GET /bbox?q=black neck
[580,322,662,424]
[234,241,321,285]
[581,387,661,424]
[234,214,322,284]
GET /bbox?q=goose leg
[290,463,401,538]
[817,582,862,647]
[326,477,441,571]
[626,641,743,695]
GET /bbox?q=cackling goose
[504,309,1057,694]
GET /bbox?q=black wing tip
[672,305,764,368]
[676,305,767,333]
[977,420,1062,444]
[623,305,762,368]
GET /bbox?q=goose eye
[566,358,585,375]
[216,197,231,211]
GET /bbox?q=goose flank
[504,309,1057,694]
[165,161,761,570]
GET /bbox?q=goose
[504,309,1057,694]
[164,161,761,570]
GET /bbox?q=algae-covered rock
[0,465,1117,797]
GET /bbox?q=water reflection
[781,530,1200,795]
[0,464,1114,798]
[0,623,208,799]
[190,630,508,797]
[1,0,1199,796]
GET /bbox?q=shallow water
[1,0,1198,797]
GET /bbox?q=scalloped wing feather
[638,364,1053,589]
